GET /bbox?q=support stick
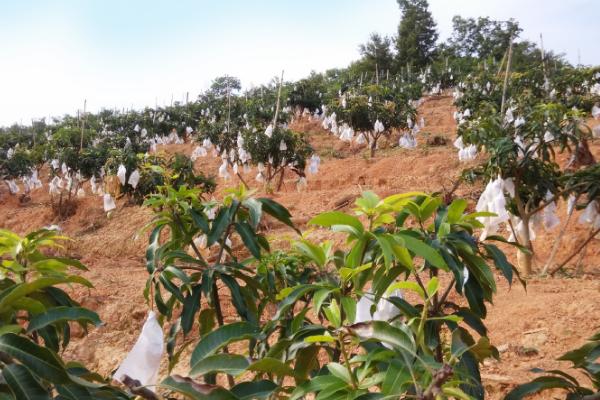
[500,37,514,117]
[272,70,284,127]
[80,99,87,152]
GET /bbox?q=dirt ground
[1,95,599,399]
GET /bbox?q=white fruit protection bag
[114,311,164,390]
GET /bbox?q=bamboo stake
[500,37,514,117]
[272,70,284,127]
[80,99,87,151]
[539,33,548,89]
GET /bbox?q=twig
[550,227,600,276]
[541,204,575,275]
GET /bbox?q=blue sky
[0,0,597,126]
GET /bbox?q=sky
[0,0,597,126]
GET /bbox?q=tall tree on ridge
[358,33,395,77]
[396,0,439,70]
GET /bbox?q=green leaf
[0,333,69,383]
[27,307,101,333]
[397,233,448,270]
[312,288,333,316]
[274,284,320,320]
[146,225,164,274]
[327,362,353,384]
[0,277,90,313]
[190,354,250,377]
[323,299,341,328]
[208,208,231,246]
[374,233,395,268]
[349,321,416,356]
[247,358,297,378]
[294,240,328,268]
[387,281,425,300]
[340,263,372,283]
[426,277,439,298]
[447,198,468,223]
[231,380,277,400]
[181,286,202,336]
[290,375,347,400]
[190,209,210,233]
[341,296,356,324]
[258,198,297,232]
[309,212,364,236]
[190,322,258,368]
[242,198,263,230]
[161,375,238,400]
[419,197,442,222]
[505,376,576,400]
[441,386,473,400]
[235,222,261,259]
[3,363,51,400]
[304,335,336,343]
[484,244,514,284]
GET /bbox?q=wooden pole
[226,82,231,133]
[272,70,284,127]
[500,37,514,117]
[540,33,548,88]
[80,99,87,151]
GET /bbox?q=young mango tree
[459,101,591,276]
[142,186,521,400]
[0,228,132,399]
[330,83,416,157]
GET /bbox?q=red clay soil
[1,95,599,399]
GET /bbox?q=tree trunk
[517,216,533,276]
[370,139,377,158]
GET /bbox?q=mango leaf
[387,281,425,300]
[447,198,468,223]
[161,375,238,400]
[348,321,416,356]
[247,358,297,378]
[0,333,69,384]
[208,208,231,246]
[190,354,250,377]
[309,212,364,236]
[190,209,210,233]
[0,277,90,313]
[2,363,51,400]
[304,335,336,343]
[397,233,448,270]
[327,362,353,385]
[235,222,261,259]
[258,198,298,233]
[242,198,262,230]
[146,225,164,274]
[274,284,321,320]
[190,322,259,368]
[504,376,577,400]
[27,307,101,333]
[341,296,357,324]
[290,375,347,400]
[231,380,277,400]
[294,240,328,268]
[181,286,202,336]
[340,263,372,282]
